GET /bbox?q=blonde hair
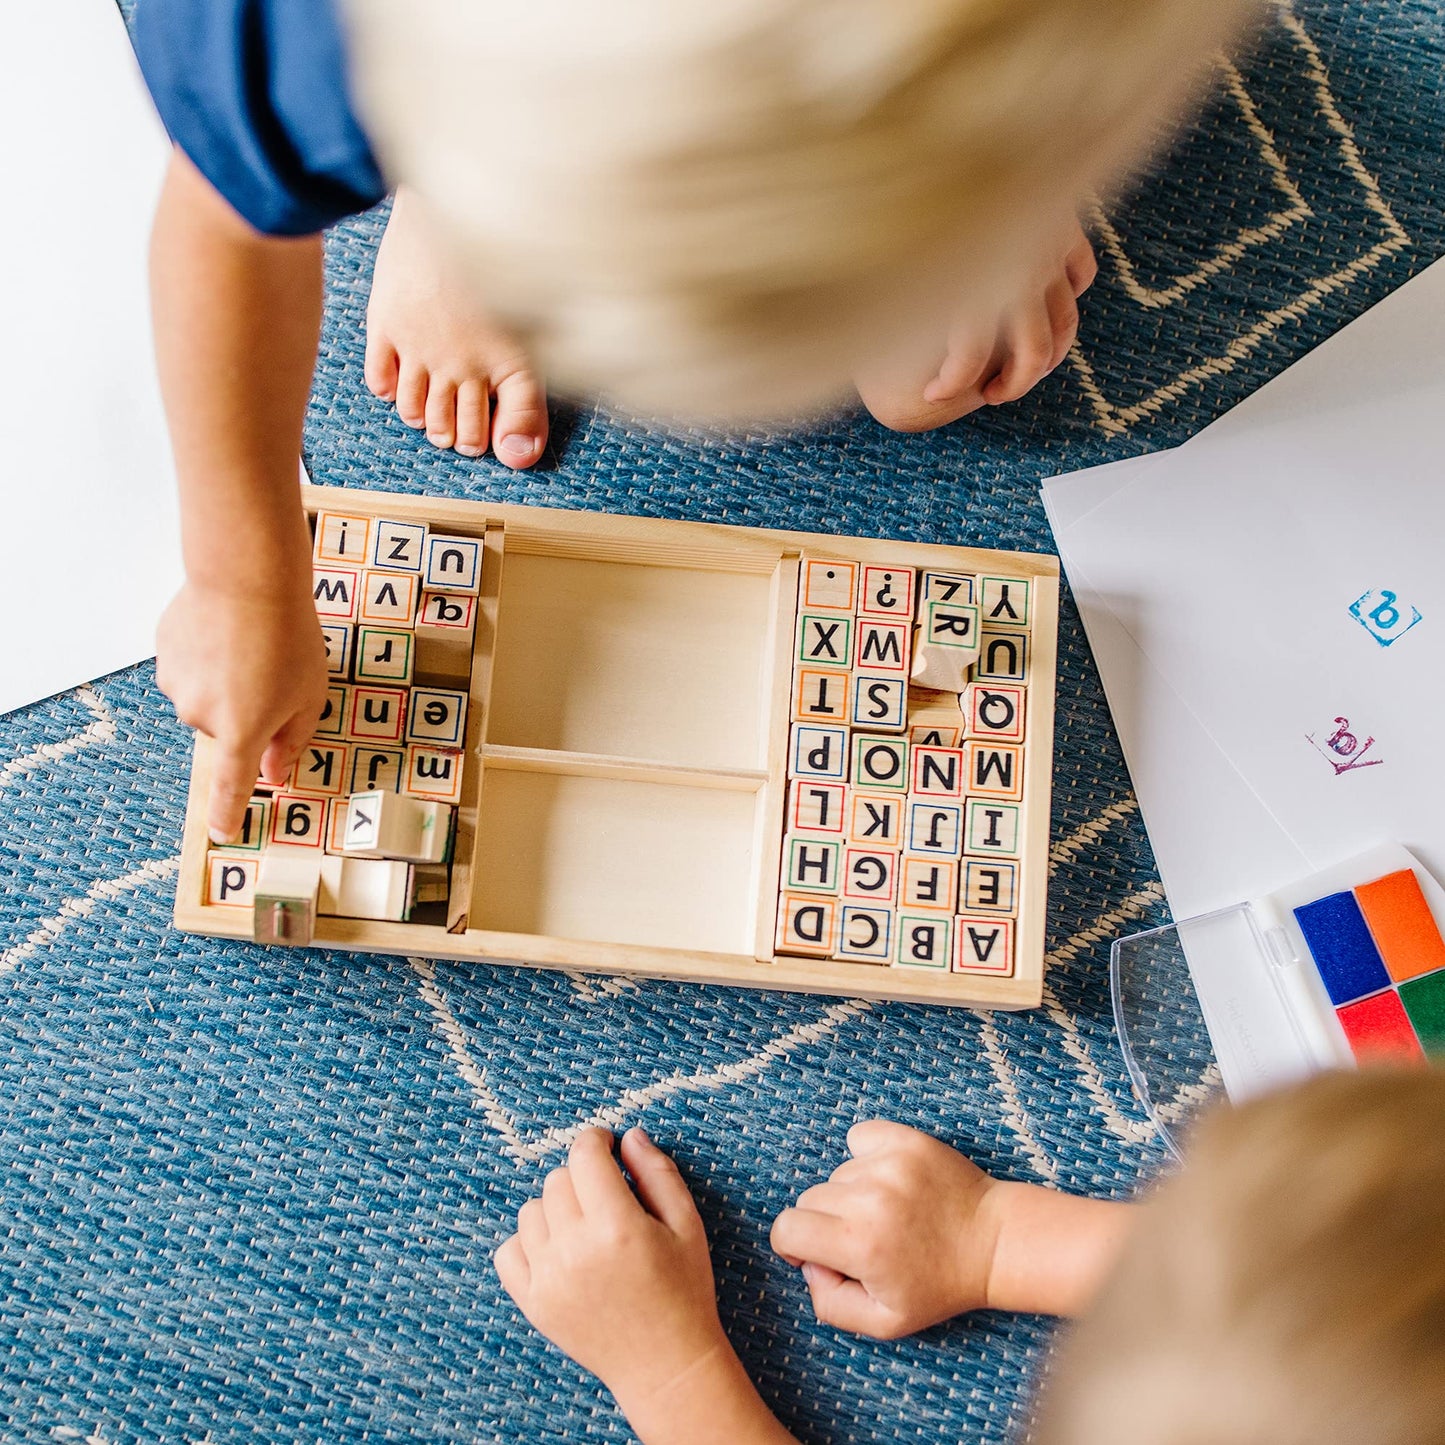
[342,0,1257,421]
[1033,1070,1445,1445]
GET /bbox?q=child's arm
[495,1128,800,1445]
[770,1119,1134,1337]
[150,149,329,843]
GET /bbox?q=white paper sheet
[0,0,180,716]
[1044,258,1445,918]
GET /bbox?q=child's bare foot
[855,220,1097,433]
[364,187,549,467]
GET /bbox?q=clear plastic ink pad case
[1111,843,1445,1159]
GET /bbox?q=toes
[455,379,490,457]
[364,337,400,402]
[395,362,429,429]
[1064,225,1098,298]
[856,372,985,432]
[983,299,1055,406]
[923,324,998,405]
[1044,276,1080,371]
[425,378,459,449]
[491,369,549,469]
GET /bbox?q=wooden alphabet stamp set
[777,558,1034,979]
[176,485,1058,1008]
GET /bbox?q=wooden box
[175,484,1058,1007]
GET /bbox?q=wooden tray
[175,484,1058,1007]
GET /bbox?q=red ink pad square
[1335,990,1425,1067]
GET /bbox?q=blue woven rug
[4,3,1443,1440]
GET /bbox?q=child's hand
[495,1128,732,1414]
[156,578,328,843]
[770,1119,1003,1339]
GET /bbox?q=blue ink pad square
[1294,891,1391,1005]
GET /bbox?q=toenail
[498,434,539,462]
[457,444,483,458]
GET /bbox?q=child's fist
[770,1119,1003,1339]
[156,578,328,843]
[495,1128,730,1411]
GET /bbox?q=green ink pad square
[1398,970,1445,1057]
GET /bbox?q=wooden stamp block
[418,589,477,635]
[312,567,360,622]
[415,590,478,687]
[847,791,904,849]
[348,745,405,795]
[424,533,483,594]
[253,846,324,946]
[266,792,327,849]
[405,687,468,748]
[900,855,958,912]
[841,847,900,906]
[354,627,415,686]
[315,684,350,739]
[775,892,839,957]
[909,745,965,800]
[206,851,259,907]
[230,796,271,852]
[324,797,350,854]
[342,790,454,865]
[404,745,465,805]
[952,916,1015,976]
[895,912,953,969]
[789,780,848,836]
[800,558,858,613]
[966,741,1024,801]
[359,569,420,627]
[321,623,353,680]
[980,576,1031,630]
[371,519,428,574]
[346,686,409,744]
[850,674,908,733]
[851,735,908,792]
[906,800,964,858]
[906,687,965,748]
[965,800,1022,857]
[920,571,975,605]
[976,630,1028,684]
[412,863,451,907]
[963,681,1026,743]
[319,855,415,921]
[313,510,375,567]
[857,565,916,621]
[784,834,842,894]
[289,740,351,798]
[789,723,849,782]
[910,599,980,691]
[853,619,910,675]
[796,613,853,669]
[833,905,894,964]
[792,667,851,724]
[960,857,1019,915]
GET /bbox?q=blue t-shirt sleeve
[133,0,386,235]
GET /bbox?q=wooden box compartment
[486,552,777,770]
[175,484,1059,1008]
[469,771,762,955]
